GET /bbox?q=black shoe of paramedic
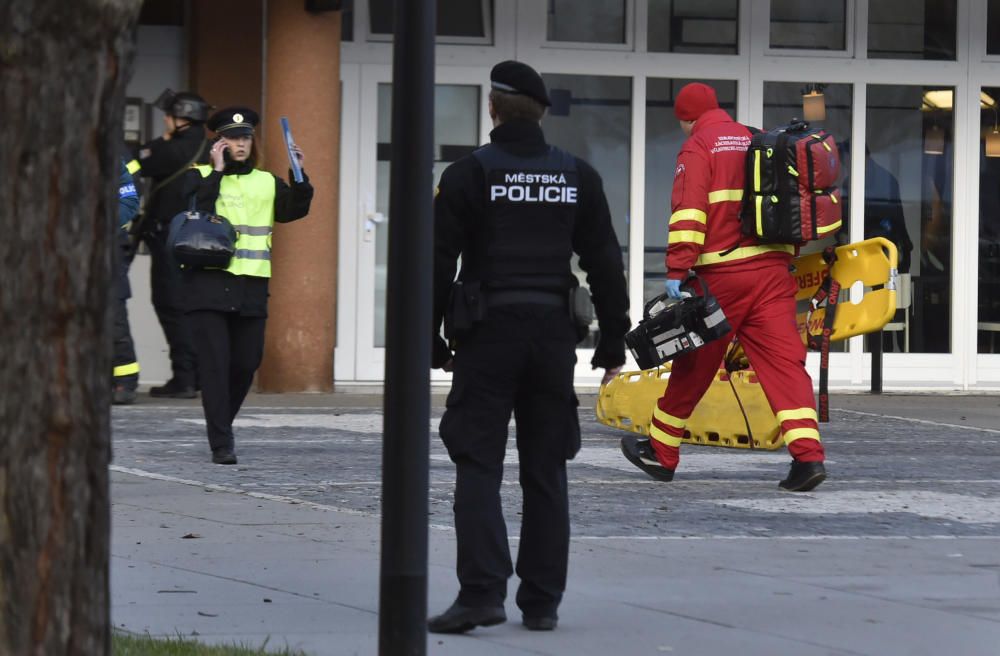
[427,602,506,634]
[779,460,826,492]
[112,385,137,405]
[620,436,674,482]
[211,448,238,465]
[150,378,197,399]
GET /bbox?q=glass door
[350,65,487,381]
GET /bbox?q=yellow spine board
[596,366,783,450]
[596,238,899,449]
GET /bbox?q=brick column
[256,1,341,391]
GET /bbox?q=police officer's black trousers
[146,229,198,387]
[439,306,580,618]
[187,310,266,451]
[113,232,138,389]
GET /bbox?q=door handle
[363,202,386,243]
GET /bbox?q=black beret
[207,106,259,137]
[490,60,550,107]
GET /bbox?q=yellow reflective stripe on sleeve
[653,406,686,430]
[669,208,708,225]
[126,159,141,174]
[783,427,821,444]
[775,408,819,424]
[817,220,842,235]
[668,230,705,245]
[708,189,743,204]
[113,362,140,377]
[696,243,795,266]
[649,424,684,447]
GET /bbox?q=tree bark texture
[0,1,141,654]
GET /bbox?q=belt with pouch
[486,289,568,308]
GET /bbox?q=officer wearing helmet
[127,89,212,398]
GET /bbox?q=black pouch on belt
[444,280,485,340]
[569,286,595,343]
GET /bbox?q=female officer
[181,107,313,464]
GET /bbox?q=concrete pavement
[111,392,1000,655]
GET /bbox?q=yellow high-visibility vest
[196,165,275,278]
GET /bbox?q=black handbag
[167,197,236,268]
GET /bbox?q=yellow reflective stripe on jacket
[196,165,276,278]
[668,230,705,245]
[775,407,818,424]
[696,243,794,267]
[669,208,707,225]
[649,424,683,447]
[708,189,743,204]
[113,362,140,377]
[653,406,686,430]
[126,159,141,175]
[783,427,821,444]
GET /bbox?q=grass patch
[112,632,307,655]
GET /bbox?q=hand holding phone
[210,138,228,172]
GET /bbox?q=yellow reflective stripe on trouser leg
[783,427,821,445]
[649,424,683,447]
[668,230,705,245]
[126,159,141,175]
[669,208,707,225]
[650,406,685,447]
[114,362,140,377]
[775,408,819,424]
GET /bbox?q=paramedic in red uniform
[620,82,827,492]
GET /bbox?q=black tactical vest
[466,143,579,291]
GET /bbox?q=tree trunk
[0,1,141,654]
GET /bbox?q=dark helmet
[153,89,211,123]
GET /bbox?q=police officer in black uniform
[427,61,629,634]
[129,90,211,398]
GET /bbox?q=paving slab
[111,392,1000,655]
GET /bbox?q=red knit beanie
[674,83,719,121]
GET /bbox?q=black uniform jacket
[178,160,314,317]
[433,118,629,369]
[136,124,210,224]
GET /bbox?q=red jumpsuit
[650,108,825,469]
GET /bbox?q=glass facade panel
[647,0,739,54]
[990,0,1000,55]
[542,73,631,346]
[867,0,956,60]
[644,79,737,302]
[865,85,954,354]
[369,0,491,40]
[374,84,480,347]
[978,87,1000,353]
[769,0,846,51]
[547,0,627,44]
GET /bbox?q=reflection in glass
[647,0,739,54]
[991,0,1000,55]
[369,0,491,40]
[542,74,631,346]
[978,87,1000,353]
[867,0,956,60]
[374,84,480,347]
[864,85,954,354]
[645,79,737,303]
[547,0,627,44]
[769,0,846,51]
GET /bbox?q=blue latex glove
[664,279,683,299]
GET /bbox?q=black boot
[522,614,558,631]
[620,436,674,482]
[427,602,506,634]
[150,378,197,399]
[112,384,137,405]
[211,448,238,465]
[779,460,826,492]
